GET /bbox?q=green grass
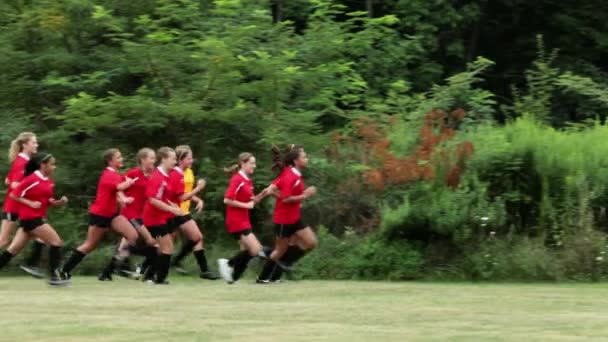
[1,277,608,341]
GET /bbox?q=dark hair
[25,153,53,177]
[224,152,254,176]
[103,148,120,166]
[271,144,303,171]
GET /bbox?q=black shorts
[231,229,252,240]
[21,218,46,232]
[171,214,193,228]
[147,223,177,239]
[128,218,143,229]
[88,213,117,228]
[2,212,19,222]
[274,220,306,238]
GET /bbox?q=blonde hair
[136,148,155,167]
[224,152,254,175]
[175,145,192,162]
[103,148,120,166]
[8,132,36,162]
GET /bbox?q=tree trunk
[366,0,373,18]
[272,0,284,23]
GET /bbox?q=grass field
[1,277,608,341]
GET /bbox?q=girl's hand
[194,199,204,213]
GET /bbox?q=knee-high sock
[172,240,196,266]
[229,250,253,281]
[24,240,45,267]
[155,253,172,283]
[258,259,279,281]
[270,246,307,281]
[0,250,15,269]
[48,246,63,274]
[61,249,86,274]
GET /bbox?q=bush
[297,227,423,280]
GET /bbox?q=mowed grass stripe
[1,278,608,341]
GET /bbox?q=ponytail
[271,144,302,171]
[24,153,53,177]
[8,132,36,162]
[224,152,254,176]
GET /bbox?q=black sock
[258,259,279,281]
[141,247,157,280]
[101,256,119,276]
[155,253,172,283]
[193,249,209,273]
[61,249,86,274]
[0,250,15,269]
[231,251,253,281]
[172,240,196,266]
[25,240,45,267]
[270,246,307,281]
[48,246,62,274]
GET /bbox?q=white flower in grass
[596,256,604,262]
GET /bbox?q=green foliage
[297,227,423,280]
[1,0,608,281]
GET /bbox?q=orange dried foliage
[333,108,474,193]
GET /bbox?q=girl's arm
[116,177,137,191]
[224,198,254,209]
[191,195,204,213]
[9,193,41,209]
[49,196,68,207]
[179,179,206,202]
[282,186,317,203]
[150,198,183,216]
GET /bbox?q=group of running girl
[0,132,318,287]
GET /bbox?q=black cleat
[49,269,71,287]
[98,272,113,281]
[20,265,45,279]
[200,270,220,280]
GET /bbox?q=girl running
[98,148,158,281]
[0,132,45,278]
[217,153,272,284]
[0,153,70,286]
[257,145,318,284]
[142,147,183,284]
[168,145,218,280]
[60,148,139,278]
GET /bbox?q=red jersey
[143,167,174,227]
[169,167,186,205]
[12,171,54,220]
[120,167,149,220]
[89,167,124,217]
[3,153,30,213]
[224,171,254,233]
[272,167,304,224]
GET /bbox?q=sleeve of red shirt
[146,176,162,199]
[106,172,123,190]
[173,174,185,196]
[224,176,240,200]
[7,162,25,185]
[279,175,297,199]
[11,174,35,198]
[125,168,138,179]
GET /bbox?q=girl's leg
[0,228,30,269]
